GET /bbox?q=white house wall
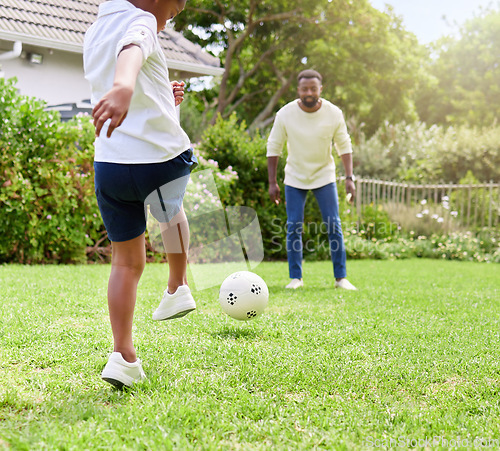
[0,40,207,108]
[0,43,90,106]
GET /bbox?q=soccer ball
[219,271,269,321]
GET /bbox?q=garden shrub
[355,121,440,182]
[437,126,500,184]
[357,204,398,240]
[355,121,500,183]
[2,84,496,265]
[195,114,498,263]
[344,232,498,263]
[197,113,288,259]
[384,201,463,237]
[449,171,500,232]
[0,77,103,263]
[197,113,366,262]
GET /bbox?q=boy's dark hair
[297,69,322,83]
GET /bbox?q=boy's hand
[92,44,142,138]
[172,81,185,106]
[92,85,133,138]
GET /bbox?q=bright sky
[370,0,497,43]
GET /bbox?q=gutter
[168,60,225,77]
[0,31,225,77]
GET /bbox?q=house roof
[0,0,224,77]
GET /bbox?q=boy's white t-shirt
[83,0,190,164]
[266,99,353,190]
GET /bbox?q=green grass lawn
[0,260,499,450]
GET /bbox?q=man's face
[297,77,322,108]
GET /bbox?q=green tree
[176,0,323,131]
[355,121,500,183]
[177,0,426,134]
[305,2,427,135]
[417,6,500,126]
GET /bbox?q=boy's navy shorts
[94,148,198,242]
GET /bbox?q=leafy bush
[355,121,440,182]
[448,171,500,232]
[2,89,496,265]
[384,200,463,237]
[160,153,241,263]
[196,113,287,259]
[345,232,499,263]
[355,121,500,183]
[196,114,499,264]
[357,204,398,240]
[179,87,216,142]
[0,78,103,263]
[197,113,374,262]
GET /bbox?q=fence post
[466,185,472,228]
[473,184,480,228]
[480,184,486,228]
[446,183,452,232]
[356,178,362,232]
[459,186,466,228]
[350,178,498,232]
[497,183,500,228]
[488,181,493,228]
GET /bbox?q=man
[267,69,357,290]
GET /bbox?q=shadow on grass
[211,325,258,340]
[268,286,355,296]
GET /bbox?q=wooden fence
[338,177,500,230]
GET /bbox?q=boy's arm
[93,44,143,138]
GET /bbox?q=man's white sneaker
[101,352,146,389]
[152,285,196,321]
[335,278,358,290]
[285,278,303,289]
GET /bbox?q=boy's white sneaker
[101,352,146,389]
[335,278,358,290]
[285,278,303,289]
[152,285,196,321]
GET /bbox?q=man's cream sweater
[267,98,352,189]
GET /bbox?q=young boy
[84,0,195,388]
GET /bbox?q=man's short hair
[297,69,322,83]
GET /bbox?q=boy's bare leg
[108,233,146,363]
[160,207,189,293]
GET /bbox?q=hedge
[0,77,103,263]
[1,78,497,264]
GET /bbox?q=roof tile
[0,0,221,72]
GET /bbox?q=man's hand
[345,179,356,203]
[269,182,281,205]
[172,81,185,106]
[267,156,281,205]
[93,85,133,138]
